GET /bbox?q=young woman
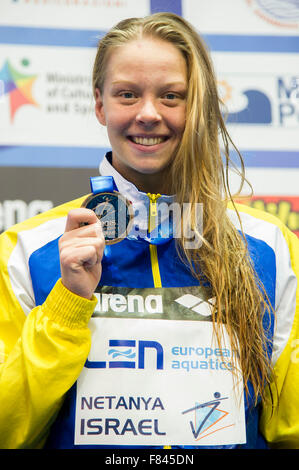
[0,13,298,449]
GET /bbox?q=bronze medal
[81,191,133,244]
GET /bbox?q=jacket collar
[99,152,175,234]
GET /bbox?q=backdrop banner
[0,0,298,235]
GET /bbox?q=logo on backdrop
[218,76,299,126]
[0,59,38,122]
[246,0,299,29]
[9,0,128,7]
[0,60,94,123]
[248,196,299,238]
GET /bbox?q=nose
[136,97,161,126]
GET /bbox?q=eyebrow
[160,81,187,90]
[110,80,187,88]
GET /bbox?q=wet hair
[92,12,274,405]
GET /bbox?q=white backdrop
[0,0,298,236]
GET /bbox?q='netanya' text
[81,395,164,411]
[80,394,166,437]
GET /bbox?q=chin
[136,166,166,176]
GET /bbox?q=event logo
[182,392,234,441]
[85,339,164,370]
[246,0,299,29]
[0,58,38,122]
[219,76,299,126]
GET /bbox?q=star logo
[0,58,38,122]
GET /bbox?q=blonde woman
[0,13,298,450]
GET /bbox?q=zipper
[148,193,168,447]
[147,192,161,233]
[147,193,162,288]
[149,245,162,288]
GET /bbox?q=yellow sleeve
[260,226,299,448]
[0,278,97,449]
[233,202,299,448]
[0,197,97,449]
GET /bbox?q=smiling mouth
[129,136,168,146]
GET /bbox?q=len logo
[85,339,164,370]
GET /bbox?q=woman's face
[95,37,187,193]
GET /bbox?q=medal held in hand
[81,176,133,244]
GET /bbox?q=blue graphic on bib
[108,349,136,359]
[182,392,233,440]
[85,339,164,370]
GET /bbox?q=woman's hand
[59,208,105,299]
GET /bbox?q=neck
[132,173,171,195]
[111,161,172,195]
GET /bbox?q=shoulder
[0,195,90,317]
[227,201,299,257]
[1,195,88,236]
[0,195,88,265]
[227,200,299,309]
[0,195,88,239]
[229,203,299,370]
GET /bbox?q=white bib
[75,317,246,446]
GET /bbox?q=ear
[95,88,106,126]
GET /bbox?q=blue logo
[182,392,233,441]
[256,0,299,22]
[247,0,299,29]
[226,89,272,124]
[108,348,136,359]
[221,76,299,127]
[85,339,164,370]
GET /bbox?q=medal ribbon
[90,176,118,194]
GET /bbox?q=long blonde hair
[92,13,274,404]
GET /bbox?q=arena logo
[174,293,214,317]
[95,291,163,314]
[93,288,214,319]
[219,76,299,126]
[0,58,38,122]
[246,0,299,29]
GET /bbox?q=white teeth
[132,136,164,146]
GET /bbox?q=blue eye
[122,92,134,99]
[165,93,176,100]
